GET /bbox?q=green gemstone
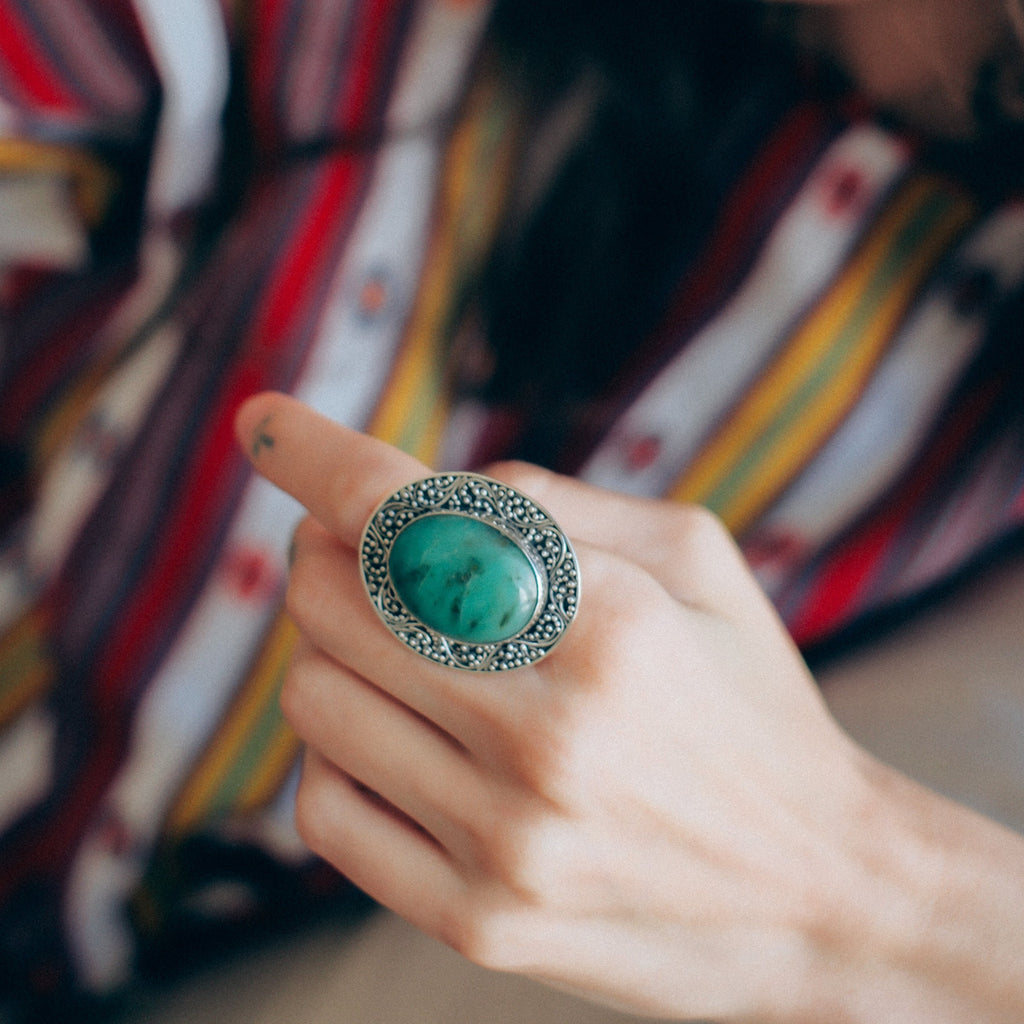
[388,514,541,644]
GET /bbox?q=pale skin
[235,393,1024,1023]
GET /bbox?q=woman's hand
[236,392,1024,1024]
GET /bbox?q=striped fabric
[0,0,152,130]
[577,120,1024,648]
[1,0,1023,1012]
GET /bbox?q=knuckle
[436,904,506,968]
[513,716,585,804]
[600,586,651,648]
[278,652,316,732]
[291,513,322,551]
[471,795,569,907]
[665,502,732,556]
[284,517,338,624]
[586,545,656,600]
[435,893,531,972]
[483,460,556,504]
[284,551,320,628]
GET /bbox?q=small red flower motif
[220,545,283,603]
[356,271,389,320]
[820,164,867,218]
[743,528,807,572]
[624,434,663,472]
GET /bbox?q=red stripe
[0,5,84,112]
[247,0,293,146]
[788,381,1000,645]
[334,0,403,133]
[249,160,362,348]
[788,511,899,648]
[96,160,370,690]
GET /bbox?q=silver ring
[359,473,580,671]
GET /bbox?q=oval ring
[359,473,580,671]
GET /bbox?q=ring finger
[284,641,491,866]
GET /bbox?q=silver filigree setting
[359,474,580,671]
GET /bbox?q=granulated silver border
[359,474,580,671]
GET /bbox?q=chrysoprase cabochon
[359,473,580,671]
[388,513,543,644]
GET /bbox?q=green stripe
[202,676,288,820]
[396,362,444,456]
[702,185,963,518]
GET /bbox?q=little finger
[295,747,468,940]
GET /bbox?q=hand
[236,393,1024,1024]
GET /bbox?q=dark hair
[472,0,786,464]
[963,37,1024,194]
[472,1,1024,464]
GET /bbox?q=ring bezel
[359,473,580,671]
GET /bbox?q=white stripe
[298,134,441,425]
[756,204,1024,557]
[131,0,229,217]
[299,0,490,427]
[579,124,910,497]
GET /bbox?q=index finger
[235,392,428,546]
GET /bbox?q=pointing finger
[235,392,428,548]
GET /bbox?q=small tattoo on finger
[252,415,276,458]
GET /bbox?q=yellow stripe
[369,71,519,461]
[367,90,489,451]
[166,612,298,833]
[670,176,974,533]
[719,199,972,531]
[0,139,115,224]
[0,610,56,726]
[33,364,113,470]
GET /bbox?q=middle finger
[284,642,489,863]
